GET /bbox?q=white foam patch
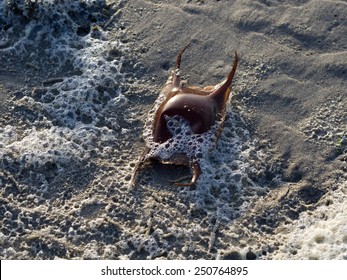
[141,87,273,222]
[1,0,127,128]
[3,126,107,166]
[0,0,127,187]
[274,181,347,260]
[143,98,220,164]
[1,125,119,195]
[0,126,18,148]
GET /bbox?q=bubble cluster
[1,0,128,194]
[139,83,278,227]
[299,94,346,147]
[144,112,219,164]
[273,180,347,260]
[0,1,134,259]
[1,1,126,129]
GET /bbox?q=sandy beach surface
[0,0,346,259]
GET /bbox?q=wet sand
[0,0,346,259]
